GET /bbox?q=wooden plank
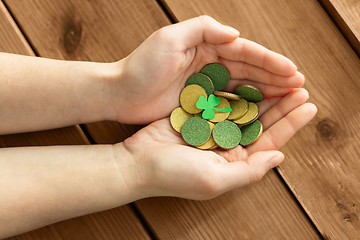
[138,171,319,239]
[83,122,142,144]
[0,2,33,55]
[3,0,170,144]
[0,126,89,147]
[3,0,320,238]
[0,3,150,239]
[319,0,360,55]
[162,0,360,239]
[10,207,149,240]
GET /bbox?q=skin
[0,16,317,238]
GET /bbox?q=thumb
[219,150,284,191]
[160,15,239,49]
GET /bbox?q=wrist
[111,142,149,202]
[83,60,124,123]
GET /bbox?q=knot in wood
[63,19,82,54]
[317,119,337,140]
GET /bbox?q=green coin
[239,120,263,146]
[181,117,211,146]
[201,63,229,91]
[213,120,242,149]
[185,73,214,96]
[235,85,263,102]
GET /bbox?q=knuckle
[153,26,176,45]
[197,15,213,24]
[197,169,221,199]
[154,26,170,40]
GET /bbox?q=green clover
[196,94,232,120]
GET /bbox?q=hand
[105,16,304,124]
[120,88,317,200]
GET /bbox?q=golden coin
[214,91,241,100]
[209,144,219,150]
[197,122,217,150]
[228,99,249,120]
[180,85,207,114]
[170,107,193,133]
[209,97,231,123]
[233,102,259,125]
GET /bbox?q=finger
[219,58,304,88]
[259,88,309,130]
[158,16,239,50]
[257,97,282,117]
[224,79,295,97]
[217,150,284,190]
[247,103,317,155]
[215,38,297,76]
[214,145,248,163]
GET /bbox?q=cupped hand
[120,88,317,200]
[107,16,304,124]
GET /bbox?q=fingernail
[297,71,305,80]
[268,153,284,169]
[223,25,240,36]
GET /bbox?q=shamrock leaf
[208,94,221,107]
[196,94,232,120]
[196,95,208,109]
[202,108,215,120]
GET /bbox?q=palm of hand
[116,17,317,200]
[117,18,303,124]
[123,86,316,200]
[118,40,217,123]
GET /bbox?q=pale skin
[0,16,317,238]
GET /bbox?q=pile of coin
[170,63,263,150]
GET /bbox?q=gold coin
[228,99,249,120]
[180,85,207,114]
[170,107,193,133]
[197,122,217,149]
[214,91,241,100]
[209,97,231,123]
[209,144,219,150]
[233,102,259,125]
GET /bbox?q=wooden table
[1,0,359,239]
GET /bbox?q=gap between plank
[131,203,159,240]
[79,124,97,144]
[317,0,360,58]
[274,168,324,239]
[156,0,178,23]
[1,0,40,56]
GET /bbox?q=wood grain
[10,207,149,240]
[319,0,360,55]
[3,0,322,239]
[0,2,150,239]
[162,0,360,238]
[137,171,319,239]
[3,0,171,144]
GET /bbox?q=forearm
[0,143,142,238]
[0,53,119,134]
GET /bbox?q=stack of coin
[170,63,264,150]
